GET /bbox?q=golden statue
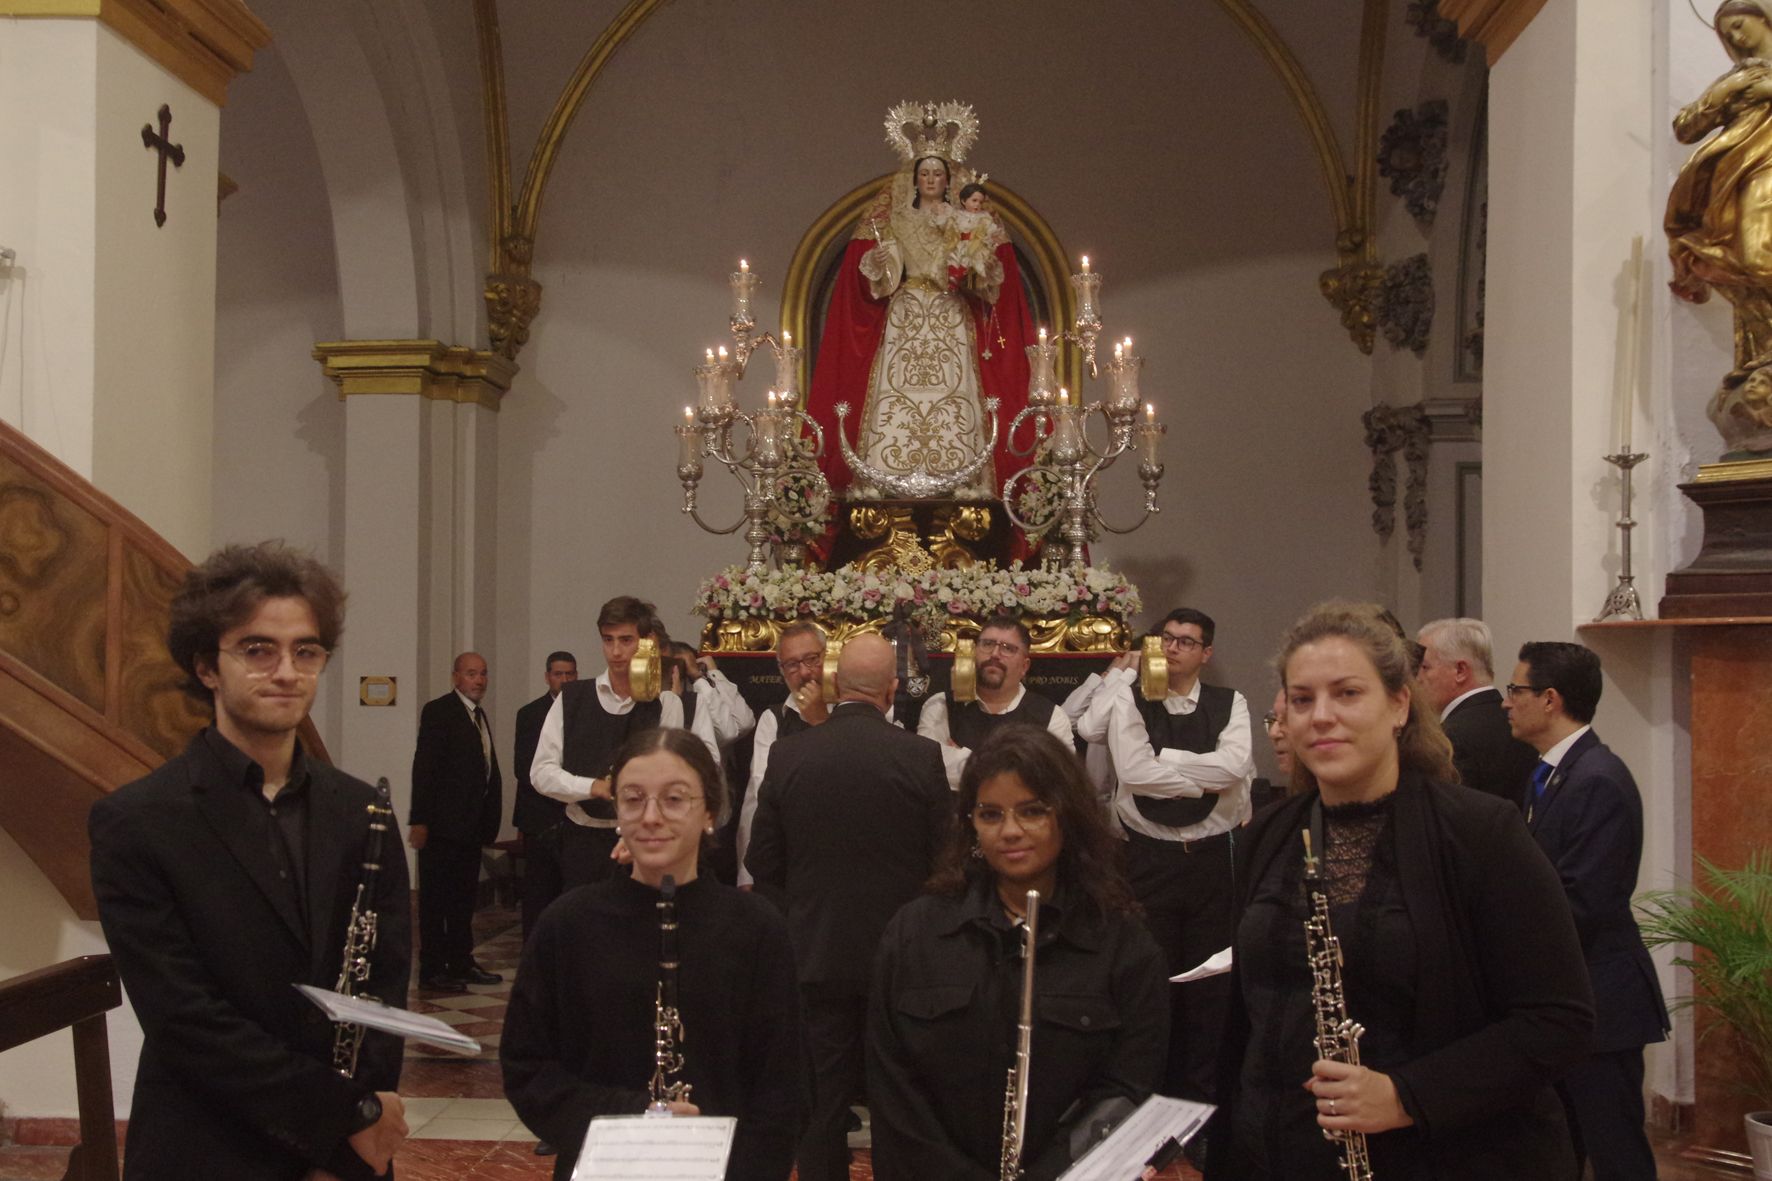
[1667,0,1772,453]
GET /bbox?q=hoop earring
[969,844,984,861]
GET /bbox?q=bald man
[410,652,504,992]
[747,634,950,1181]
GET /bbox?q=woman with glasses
[867,726,1169,1180]
[502,728,804,1180]
[1204,603,1593,1180]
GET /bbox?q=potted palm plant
[1636,852,1772,1179]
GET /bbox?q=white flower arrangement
[694,561,1141,625]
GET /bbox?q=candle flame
[1080,255,1090,273]
[717,346,729,359]
[705,348,715,362]
[1144,403,1155,420]
[739,259,749,272]
[684,405,693,420]
[782,329,791,345]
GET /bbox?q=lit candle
[1038,326,1048,344]
[775,332,801,400]
[1081,255,1091,274]
[1123,336,1133,352]
[1053,388,1081,456]
[705,348,715,363]
[730,263,758,324]
[739,258,749,273]
[1114,342,1124,362]
[782,329,791,345]
[1139,404,1163,465]
[717,346,729,361]
[677,406,698,467]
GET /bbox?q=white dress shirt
[1071,666,1254,841]
[917,687,1075,790]
[691,668,757,745]
[1439,684,1495,721]
[530,672,720,828]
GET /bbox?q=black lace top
[1230,793,1419,1177]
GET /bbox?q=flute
[999,888,1040,1181]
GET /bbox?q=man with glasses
[89,541,411,1180]
[1417,617,1538,806]
[747,634,950,1181]
[408,651,505,992]
[917,612,1074,789]
[1505,642,1668,1181]
[735,620,829,888]
[1071,606,1254,1114]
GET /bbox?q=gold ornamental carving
[3,0,271,107]
[701,611,1125,655]
[1320,255,1387,356]
[312,340,516,411]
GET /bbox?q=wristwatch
[348,1092,382,1134]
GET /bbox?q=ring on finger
[1329,1099,1338,1116]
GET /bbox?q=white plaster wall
[214,39,350,747]
[90,26,219,559]
[493,0,1380,792]
[1486,0,1688,1107]
[0,20,99,473]
[0,830,142,1118]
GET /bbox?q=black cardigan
[1205,773,1594,1180]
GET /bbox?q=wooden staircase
[0,420,326,918]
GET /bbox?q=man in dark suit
[513,649,577,938]
[1506,640,1669,1181]
[89,541,409,1180]
[747,633,951,1181]
[1417,616,1539,806]
[409,651,504,991]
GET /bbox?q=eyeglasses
[614,789,704,820]
[975,638,1025,657]
[1262,711,1279,728]
[778,652,824,675]
[1504,683,1550,698]
[972,801,1055,829]
[1159,633,1205,651]
[220,641,330,677]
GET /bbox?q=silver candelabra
[1593,450,1648,622]
[675,260,830,574]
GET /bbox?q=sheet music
[571,1116,736,1181]
[1169,946,1233,983]
[1057,1094,1214,1180]
[293,984,481,1055]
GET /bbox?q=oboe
[331,777,394,1077]
[999,888,1040,1181]
[1301,829,1375,1181]
[647,874,692,1114]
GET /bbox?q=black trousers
[1123,827,1234,1100]
[519,823,566,938]
[797,982,867,1181]
[417,836,480,978]
[1558,1047,1656,1181]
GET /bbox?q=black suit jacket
[410,691,502,845]
[1527,729,1670,1053]
[746,701,952,987]
[89,731,410,1181]
[513,691,564,834]
[1442,687,1540,807]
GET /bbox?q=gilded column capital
[1,0,271,107]
[312,340,516,411]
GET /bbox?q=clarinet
[999,888,1040,1181]
[331,777,394,1077]
[647,874,692,1114]
[1301,829,1375,1181]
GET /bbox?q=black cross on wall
[141,104,185,228]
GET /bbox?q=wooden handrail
[0,418,329,918]
[0,955,121,1181]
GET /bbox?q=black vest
[772,702,812,742]
[945,689,1058,749]
[1131,682,1234,829]
[559,680,663,820]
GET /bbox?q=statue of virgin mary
[803,102,1036,497]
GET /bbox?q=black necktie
[473,706,490,773]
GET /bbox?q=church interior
[3,0,1771,1177]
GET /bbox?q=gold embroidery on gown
[851,179,1007,499]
